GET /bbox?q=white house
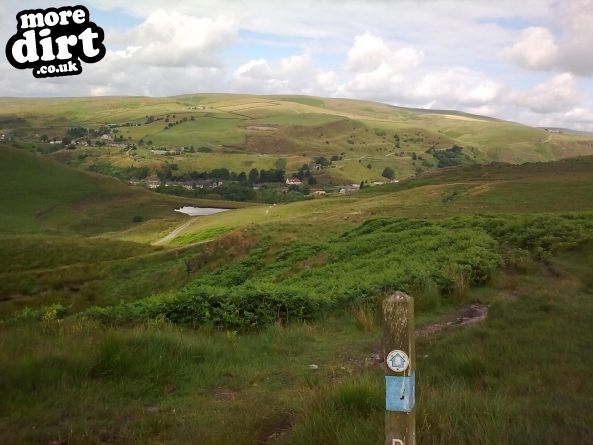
[286,177,303,186]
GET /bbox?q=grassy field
[1,218,592,444]
[0,144,255,317]
[0,144,251,237]
[2,93,593,184]
[0,144,184,235]
[284,246,593,444]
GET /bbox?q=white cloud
[234,59,271,80]
[413,68,506,107]
[233,53,332,94]
[120,10,238,67]
[561,107,593,127]
[513,106,593,131]
[502,27,558,70]
[503,0,593,76]
[346,32,422,73]
[338,34,505,109]
[511,73,578,113]
[336,33,425,101]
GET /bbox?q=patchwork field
[2,94,593,185]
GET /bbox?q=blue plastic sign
[386,373,415,412]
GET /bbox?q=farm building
[286,177,303,186]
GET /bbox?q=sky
[2,0,593,130]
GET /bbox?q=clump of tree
[87,162,150,180]
[297,164,310,181]
[160,182,307,204]
[67,127,88,138]
[171,168,285,184]
[426,145,471,168]
[382,167,396,180]
[314,156,331,167]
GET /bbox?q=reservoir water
[174,207,230,216]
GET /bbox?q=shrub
[77,213,593,330]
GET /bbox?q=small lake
[174,207,230,216]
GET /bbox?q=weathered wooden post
[383,292,415,445]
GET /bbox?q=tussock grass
[284,252,593,445]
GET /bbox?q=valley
[1,95,593,444]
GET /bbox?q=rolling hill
[2,94,593,185]
[0,144,246,236]
[162,156,593,245]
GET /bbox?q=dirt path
[416,304,488,337]
[152,219,192,246]
[364,304,489,366]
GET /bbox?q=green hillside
[2,94,593,185]
[0,145,245,236]
[0,144,254,316]
[163,156,593,245]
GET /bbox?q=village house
[339,183,361,194]
[166,181,194,190]
[286,177,303,186]
[194,179,222,189]
[150,149,168,155]
[144,177,161,189]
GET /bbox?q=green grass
[0,144,252,242]
[251,112,343,126]
[284,250,593,445]
[169,226,231,245]
[0,145,258,317]
[0,235,156,273]
[120,116,247,147]
[0,237,212,317]
[1,241,592,444]
[0,144,192,235]
[0,314,378,445]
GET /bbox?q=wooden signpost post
[383,292,415,445]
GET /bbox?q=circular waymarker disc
[386,349,410,372]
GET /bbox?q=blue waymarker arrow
[389,352,405,369]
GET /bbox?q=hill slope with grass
[0,144,255,316]
[162,156,593,246]
[0,144,247,236]
[2,93,593,185]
